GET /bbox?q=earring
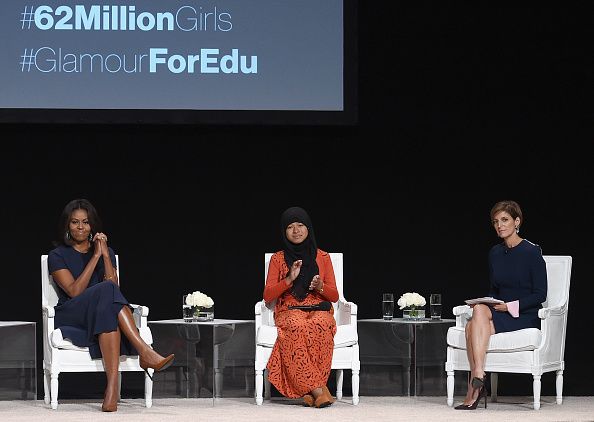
[515,226,519,234]
[89,233,93,241]
[66,231,71,240]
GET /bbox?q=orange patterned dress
[263,250,339,398]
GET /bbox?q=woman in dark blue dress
[455,200,547,410]
[48,199,174,412]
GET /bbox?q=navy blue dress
[47,245,137,359]
[488,239,547,333]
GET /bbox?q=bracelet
[104,274,114,281]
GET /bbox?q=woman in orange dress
[264,206,339,408]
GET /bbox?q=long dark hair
[55,199,103,247]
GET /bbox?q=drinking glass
[382,293,394,320]
[430,293,442,320]
[182,294,193,322]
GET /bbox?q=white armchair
[445,255,572,410]
[255,252,360,405]
[41,254,154,409]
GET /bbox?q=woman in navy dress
[455,200,547,410]
[48,199,174,412]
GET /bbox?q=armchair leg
[145,369,153,408]
[50,371,59,410]
[533,374,542,410]
[446,370,454,407]
[351,369,359,405]
[490,373,498,402]
[336,369,343,400]
[264,370,271,400]
[43,369,50,405]
[255,369,263,405]
[556,370,563,405]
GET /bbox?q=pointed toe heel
[140,353,175,380]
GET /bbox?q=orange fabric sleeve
[263,253,292,303]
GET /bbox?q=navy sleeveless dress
[47,245,137,359]
[488,239,548,333]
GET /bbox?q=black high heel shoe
[471,375,485,389]
[455,375,488,410]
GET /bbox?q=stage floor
[1,396,593,422]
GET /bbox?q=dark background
[1,4,593,398]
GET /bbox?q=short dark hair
[490,200,523,226]
[56,199,103,246]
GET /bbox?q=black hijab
[281,206,319,301]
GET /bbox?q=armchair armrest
[42,304,55,318]
[538,305,566,319]
[255,300,264,316]
[453,305,472,328]
[130,303,149,317]
[453,305,471,316]
[255,300,275,327]
[336,299,357,326]
[42,304,56,334]
[130,303,149,328]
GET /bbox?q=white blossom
[397,292,426,309]
[185,290,214,308]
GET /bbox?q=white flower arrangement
[397,292,426,310]
[185,290,214,308]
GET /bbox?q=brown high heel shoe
[139,349,175,380]
[314,387,333,408]
[322,385,335,403]
[304,385,334,408]
[303,394,315,407]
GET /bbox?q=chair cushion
[256,323,358,349]
[334,324,358,348]
[51,327,153,351]
[447,326,542,352]
[256,325,277,347]
[51,329,88,351]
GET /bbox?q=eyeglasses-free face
[69,209,91,242]
[492,211,520,239]
[286,222,309,245]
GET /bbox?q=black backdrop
[1,4,593,398]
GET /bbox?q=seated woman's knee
[472,304,490,320]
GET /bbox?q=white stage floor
[1,396,593,422]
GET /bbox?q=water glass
[382,293,394,320]
[430,293,442,320]
[182,294,193,322]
